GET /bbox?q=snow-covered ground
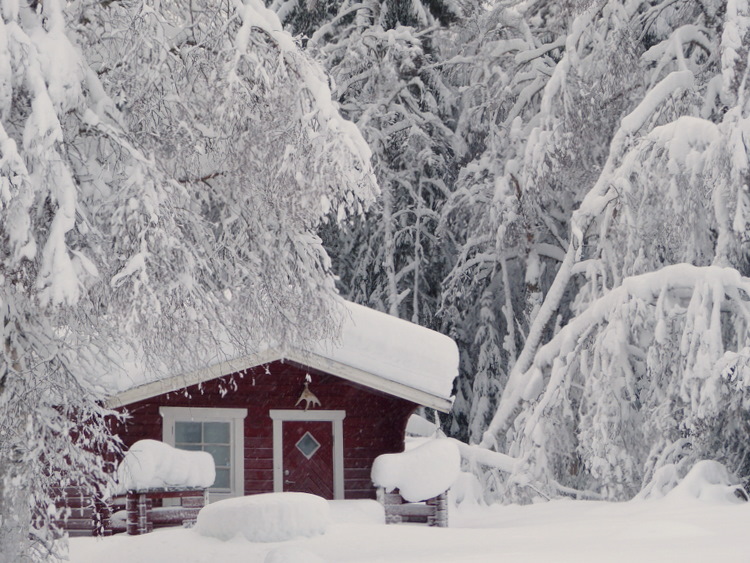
[69,497,750,562]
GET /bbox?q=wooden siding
[114,360,417,499]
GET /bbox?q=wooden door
[282,421,334,499]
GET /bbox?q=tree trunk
[0,453,30,562]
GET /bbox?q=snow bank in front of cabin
[371,439,461,502]
[115,440,215,494]
[312,300,459,400]
[70,496,750,563]
[194,492,329,542]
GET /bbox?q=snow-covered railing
[114,440,215,493]
[113,440,214,535]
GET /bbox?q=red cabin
[59,302,457,535]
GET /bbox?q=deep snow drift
[69,494,750,562]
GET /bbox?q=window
[160,407,247,501]
[175,421,232,491]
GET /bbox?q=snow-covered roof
[106,301,458,412]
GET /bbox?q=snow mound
[115,440,215,493]
[371,439,461,502]
[194,492,329,542]
[665,460,748,504]
[264,547,325,563]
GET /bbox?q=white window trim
[269,409,346,500]
[160,407,247,499]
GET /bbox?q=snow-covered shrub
[114,440,215,493]
[371,439,461,502]
[665,461,747,504]
[194,492,329,542]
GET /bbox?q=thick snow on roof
[103,300,458,408]
[311,301,458,401]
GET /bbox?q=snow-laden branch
[527,265,750,393]
[505,264,750,500]
[447,438,516,473]
[481,69,697,449]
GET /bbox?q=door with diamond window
[282,421,334,499]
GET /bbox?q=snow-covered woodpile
[371,439,461,527]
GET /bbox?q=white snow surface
[114,440,215,494]
[70,495,750,562]
[194,492,329,543]
[327,499,384,525]
[263,546,325,563]
[371,439,461,502]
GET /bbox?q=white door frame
[269,409,346,500]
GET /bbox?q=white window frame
[269,409,346,500]
[160,407,247,501]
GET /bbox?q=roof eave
[105,347,454,413]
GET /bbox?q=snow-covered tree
[440,1,572,440]
[507,266,750,501]
[274,0,460,328]
[0,0,375,559]
[73,0,378,361]
[465,0,750,501]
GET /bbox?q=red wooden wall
[114,360,417,499]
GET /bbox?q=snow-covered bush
[194,492,329,542]
[639,460,748,503]
[665,461,747,504]
[114,440,215,493]
[371,439,461,502]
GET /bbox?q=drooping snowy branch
[506,265,750,501]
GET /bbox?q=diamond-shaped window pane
[296,432,321,460]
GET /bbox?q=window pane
[296,432,321,460]
[204,444,231,467]
[175,421,201,443]
[203,422,230,444]
[176,444,202,452]
[213,468,230,489]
